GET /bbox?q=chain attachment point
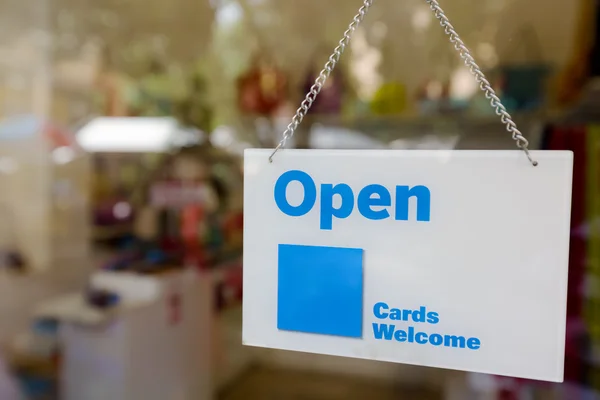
[268,0,375,162]
[268,0,538,167]
[425,0,538,166]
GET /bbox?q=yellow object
[369,82,407,115]
[92,173,112,201]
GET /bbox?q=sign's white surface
[243,149,573,382]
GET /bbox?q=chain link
[269,0,375,162]
[269,0,538,167]
[426,0,537,166]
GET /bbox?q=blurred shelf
[92,224,133,241]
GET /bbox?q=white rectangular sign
[243,149,573,382]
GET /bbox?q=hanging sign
[243,149,573,382]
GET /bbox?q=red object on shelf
[224,212,243,241]
[225,264,243,302]
[237,65,287,116]
[214,260,243,312]
[181,205,203,267]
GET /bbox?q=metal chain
[269,0,538,167]
[425,0,537,166]
[268,0,375,162]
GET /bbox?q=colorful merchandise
[494,25,550,111]
[237,58,287,116]
[496,65,550,111]
[302,69,345,115]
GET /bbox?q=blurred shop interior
[1,0,600,398]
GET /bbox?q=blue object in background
[499,65,550,111]
[18,376,55,399]
[146,249,167,264]
[32,319,59,336]
[277,244,364,338]
[0,114,40,140]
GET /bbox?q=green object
[370,82,407,115]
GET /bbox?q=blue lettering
[395,185,431,222]
[373,302,389,319]
[444,335,466,348]
[274,170,316,217]
[373,323,395,340]
[358,184,391,220]
[415,332,428,344]
[389,308,402,321]
[426,312,439,324]
[370,303,480,350]
[412,306,426,323]
[429,334,443,346]
[467,337,481,350]
[320,184,354,230]
[394,329,407,342]
[273,170,431,230]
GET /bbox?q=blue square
[277,244,363,338]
